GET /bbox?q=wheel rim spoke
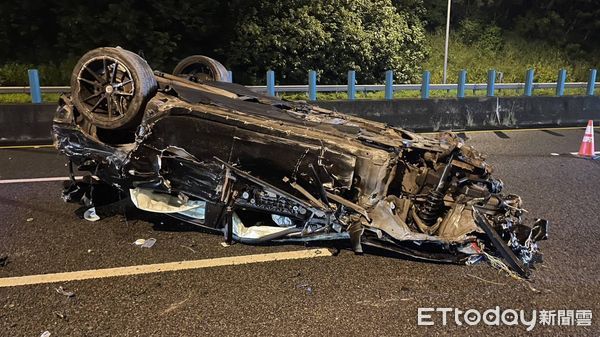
[107,97,113,118]
[78,77,100,88]
[83,66,104,84]
[103,58,108,82]
[113,79,132,88]
[110,60,119,83]
[90,95,106,112]
[83,92,102,102]
[114,91,134,96]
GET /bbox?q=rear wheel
[70,47,157,130]
[172,55,228,82]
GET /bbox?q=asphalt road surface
[1,127,599,336]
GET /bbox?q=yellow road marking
[0,144,54,149]
[0,249,331,287]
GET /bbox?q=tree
[225,0,428,84]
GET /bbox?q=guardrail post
[486,69,496,97]
[28,69,42,104]
[457,69,467,98]
[586,69,597,96]
[347,70,356,100]
[227,70,233,83]
[266,70,275,96]
[556,68,566,96]
[385,70,393,100]
[420,71,430,99]
[524,68,534,96]
[308,70,317,101]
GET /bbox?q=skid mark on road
[540,129,564,137]
[0,249,332,287]
[493,131,510,139]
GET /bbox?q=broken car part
[53,47,548,277]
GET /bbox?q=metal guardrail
[1,67,598,103]
[248,82,598,93]
[0,82,596,94]
[0,86,70,94]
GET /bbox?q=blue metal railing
[1,68,598,102]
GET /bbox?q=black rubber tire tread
[70,47,157,130]
[172,55,228,82]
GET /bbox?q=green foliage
[0,63,30,86]
[0,93,60,104]
[0,59,75,86]
[458,19,503,52]
[423,32,599,84]
[226,0,428,84]
[0,0,599,88]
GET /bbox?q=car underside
[52,47,548,278]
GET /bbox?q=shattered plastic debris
[55,286,75,298]
[141,238,157,248]
[296,283,313,295]
[53,311,67,320]
[134,238,157,248]
[83,207,100,221]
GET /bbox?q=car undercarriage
[52,47,548,278]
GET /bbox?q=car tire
[70,47,157,130]
[172,55,229,82]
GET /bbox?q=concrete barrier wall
[1,96,600,144]
[314,96,600,132]
[0,103,56,144]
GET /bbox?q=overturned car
[53,47,547,277]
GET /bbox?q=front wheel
[70,47,157,130]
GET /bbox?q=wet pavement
[1,128,599,336]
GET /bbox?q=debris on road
[83,207,100,222]
[296,283,313,295]
[40,331,51,337]
[141,238,156,248]
[160,296,191,316]
[53,47,549,277]
[26,217,34,222]
[55,286,75,298]
[181,245,197,253]
[133,238,156,248]
[0,254,8,267]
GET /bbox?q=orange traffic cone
[577,120,598,159]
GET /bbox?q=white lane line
[548,151,600,157]
[0,249,331,287]
[569,151,600,156]
[0,176,85,184]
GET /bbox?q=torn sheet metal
[53,47,548,277]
